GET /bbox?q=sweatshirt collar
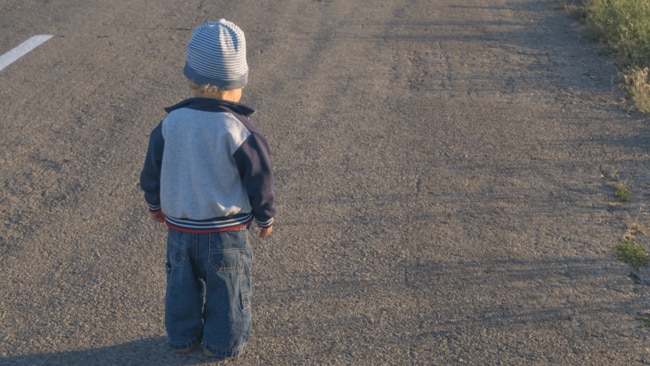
[164,97,255,116]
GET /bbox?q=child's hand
[149,210,166,224]
[259,225,273,239]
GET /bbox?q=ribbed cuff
[256,217,274,228]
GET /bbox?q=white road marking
[0,35,53,72]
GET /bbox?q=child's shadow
[0,337,219,366]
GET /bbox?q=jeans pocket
[208,230,247,272]
[208,248,242,273]
[167,231,185,267]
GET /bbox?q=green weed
[581,0,650,114]
[641,312,650,328]
[614,240,648,273]
[610,182,631,202]
[584,0,650,68]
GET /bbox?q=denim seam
[169,337,201,349]
[240,259,252,309]
[203,342,247,358]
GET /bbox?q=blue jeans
[165,228,252,358]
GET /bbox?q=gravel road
[2,0,650,365]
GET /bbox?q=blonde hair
[188,80,225,98]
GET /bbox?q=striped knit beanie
[183,19,248,90]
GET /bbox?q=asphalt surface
[1,0,650,365]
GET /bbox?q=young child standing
[140,19,275,360]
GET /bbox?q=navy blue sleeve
[139,122,164,211]
[233,130,276,227]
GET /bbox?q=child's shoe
[202,348,221,358]
[172,344,198,354]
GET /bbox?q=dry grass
[623,215,648,242]
[623,68,650,114]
